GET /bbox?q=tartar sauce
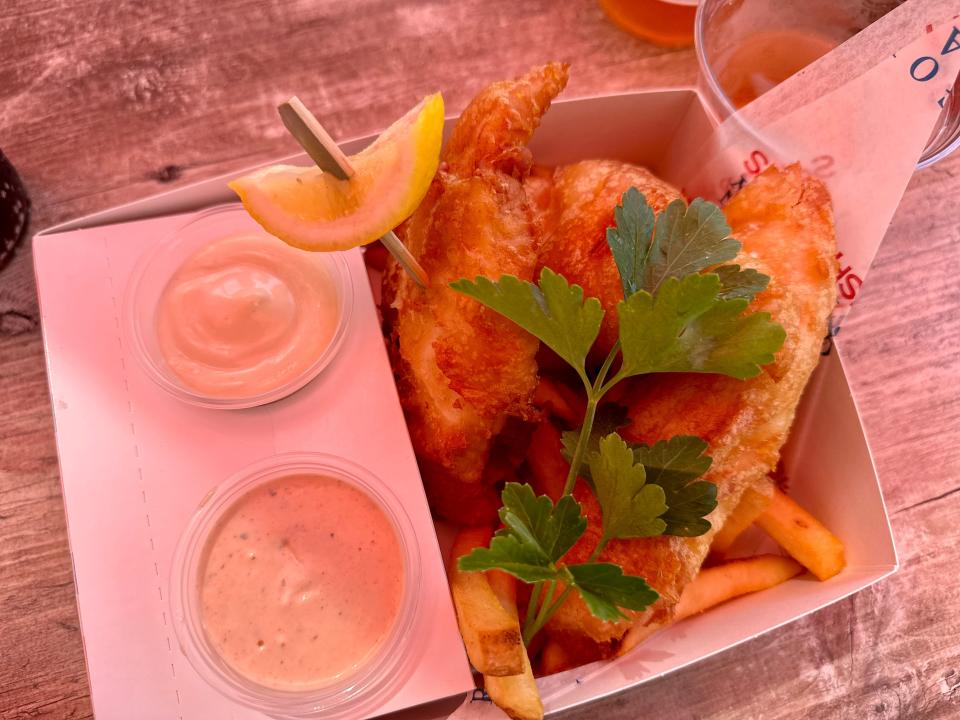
[199,474,404,690]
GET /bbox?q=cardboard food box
[34,87,898,720]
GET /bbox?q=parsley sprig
[451,189,784,644]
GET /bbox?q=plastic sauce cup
[170,453,421,719]
[125,204,353,409]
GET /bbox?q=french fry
[710,482,773,557]
[484,645,543,720]
[674,554,803,620]
[482,554,543,720]
[449,527,525,676]
[527,422,569,502]
[619,554,802,656]
[756,488,846,581]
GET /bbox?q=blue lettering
[910,56,939,82]
[941,26,960,55]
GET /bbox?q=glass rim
[169,452,423,719]
[694,0,738,122]
[124,203,355,410]
[693,0,960,169]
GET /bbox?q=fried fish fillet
[545,164,838,657]
[382,63,569,520]
[536,160,683,358]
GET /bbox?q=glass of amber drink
[695,0,960,168]
[599,0,698,47]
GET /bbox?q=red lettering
[811,154,835,178]
[743,150,769,176]
[836,252,862,299]
[839,273,862,300]
[836,251,851,279]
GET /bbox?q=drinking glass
[695,0,960,168]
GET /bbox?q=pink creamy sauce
[156,234,339,397]
[199,474,404,690]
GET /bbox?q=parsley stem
[522,538,614,645]
[524,584,573,643]
[523,580,573,645]
[540,581,556,618]
[594,340,620,392]
[523,580,556,645]
[523,581,544,637]
[598,369,627,398]
[562,343,621,497]
[562,397,597,497]
[536,581,556,627]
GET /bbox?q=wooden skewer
[278,96,430,288]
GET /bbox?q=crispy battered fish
[545,164,838,658]
[382,63,569,520]
[536,160,683,358]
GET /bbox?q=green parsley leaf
[657,481,716,536]
[604,191,773,305]
[617,273,785,381]
[451,268,604,383]
[633,435,711,486]
[714,264,770,301]
[589,433,666,541]
[605,187,655,298]
[633,436,717,536]
[457,483,586,584]
[566,562,659,621]
[457,533,560,582]
[566,431,718,538]
[645,198,740,294]
[498,483,586,564]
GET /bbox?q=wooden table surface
[2,1,959,719]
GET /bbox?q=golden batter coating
[382,63,569,518]
[545,164,838,654]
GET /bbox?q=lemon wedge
[229,93,444,252]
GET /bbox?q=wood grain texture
[1,1,958,719]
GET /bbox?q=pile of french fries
[448,479,846,720]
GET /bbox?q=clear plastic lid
[125,204,354,409]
